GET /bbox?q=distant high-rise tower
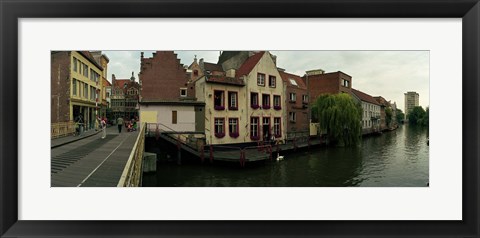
[404,91,419,120]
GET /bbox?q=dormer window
[194,70,199,76]
[180,88,187,97]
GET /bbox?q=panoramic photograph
[50,50,429,187]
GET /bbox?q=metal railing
[117,122,146,187]
[51,121,76,139]
[145,123,206,151]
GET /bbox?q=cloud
[101,50,429,111]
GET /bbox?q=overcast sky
[103,50,429,111]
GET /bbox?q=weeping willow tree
[313,94,362,146]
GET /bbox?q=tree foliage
[395,109,405,123]
[313,94,362,146]
[408,106,428,126]
[385,107,393,127]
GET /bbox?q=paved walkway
[51,126,140,187]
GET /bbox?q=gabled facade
[51,51,104,131]
[139,51,203,132]
[351,88,381,134]
[195,51,286,145]
[279,70,309,139]
[111,72,140,121]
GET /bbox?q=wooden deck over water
[51,126,139,187]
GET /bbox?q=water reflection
[143,124,429,187]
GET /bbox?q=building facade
[373,96,388,131]
[51,51,104,131]
[91,51,110,119]
[195,51,286,145]
[279,70,309,140]
[111,72,140,121]
[303,70,352,104]
[138,51,203,132]
[351,88,381,134]
[404,91,419,120]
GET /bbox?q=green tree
[385,107,393,127]
[396,109,405,123]
[408,106,426,125]
[314,94,362,146]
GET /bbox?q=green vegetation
[395,109,405,124]
[385,107,393,127]
[313,94,362,146]
[408,106,429,126]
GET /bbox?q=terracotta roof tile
[279,71,307,89]
[204,62,224,73]
[235,51,265,78]
[206,75,244,86]
[351,88,380,105]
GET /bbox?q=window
[250,117,259,140]
[262,94,270,109]
[214,90,225,110]
[257,73,265,86]
[289,78,298,86]
[289,112,296,122]
[302,95,308,103]
[251,92,259,109]
[90,69,94,81]
[83,64,89,77]
[273,95,281,110]
[72,57,77,72]
[84,84,88,98]
[228,92,238,110]
[91,86,95,100]
[269,75,276,87]
[343,79,349,87]
[274,117,281,137]
[229,118,239,138]
[172,111,177,124]
[180,88,187,97]
[289,93,296,102]
[214,118,225,138]
[72,79,77,96]
[193,70,198,76]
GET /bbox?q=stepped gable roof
[204,62,224,72]
[351,88,380,105]
[373,96,389,106]
[235,51,265,78]
[205,75,244,86]
[279,71,307,89]
[78,51,103,70]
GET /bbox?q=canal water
[142,124,429,187]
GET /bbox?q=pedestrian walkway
[51,126,104,148]
[51,126,140,187]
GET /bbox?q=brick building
[303,70,352,104]
[373,96,389,131]
[351,88,381,134]
[51,51,104,131]
[111,72,140,121]
[138,51,203,132]
[279,70,309,139]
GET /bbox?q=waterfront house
[138,51,204,132]
[195,51,286,145]
[51,51,105,131]
[351,88,381,134]
[278,70,309,140]
[373,96,388,131]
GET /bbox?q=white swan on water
[276,153,284,161]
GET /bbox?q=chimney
[141,52,144,58]
[199,58,204,70]
[194,55,198,64]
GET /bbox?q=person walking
[101,117,107,139]
[117,116,124,133]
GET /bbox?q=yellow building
[91,51,110,119]
[69,51,104,130]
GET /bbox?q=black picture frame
[1,0,479,237]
